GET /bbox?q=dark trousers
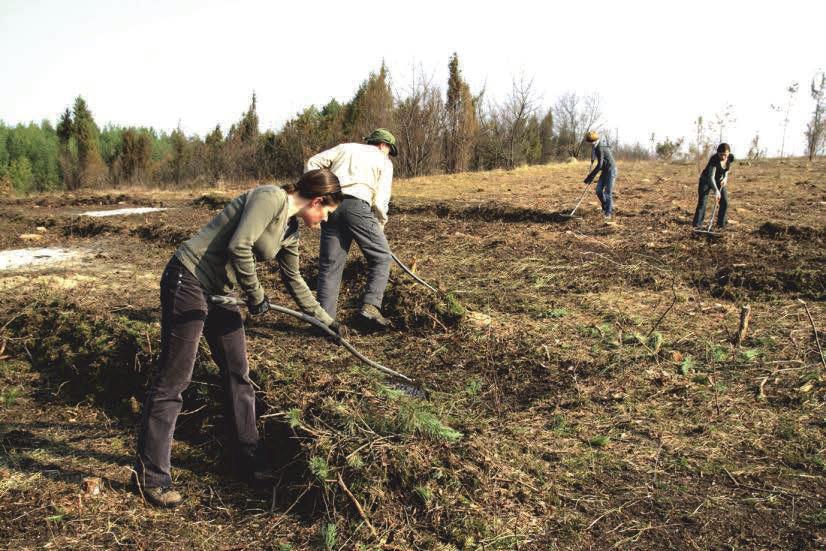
[692,180,729,228]
[317,196,392,319]
[595,168,617,215]
[135,256,257,488]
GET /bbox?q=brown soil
[1,158,825,550]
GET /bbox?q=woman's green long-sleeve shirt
[175,185,333,325]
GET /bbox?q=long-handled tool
[209,294,427,396]
[563,184,592,219]
[561,158,595,219]
[693,188,723,236]
[391,252,437,293]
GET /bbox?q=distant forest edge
[1,56,824,194]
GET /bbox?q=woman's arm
[227,188,278,305]
[276,240,335,326]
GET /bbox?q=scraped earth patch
[0,247,88,271]
[79,207,169,217]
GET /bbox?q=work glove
[247,296,270,316]
[328,320,350,341]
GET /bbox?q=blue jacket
[585,140,616,183]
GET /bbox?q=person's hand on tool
[327,320,349,342]
[247,296,270,316]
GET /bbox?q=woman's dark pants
[692,180,729,228]
[135,257,257,489]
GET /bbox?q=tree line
[2,55,824,194]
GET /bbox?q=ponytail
[282,169,343,206]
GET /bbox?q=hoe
[391,252,437,293]
[209,294,428,397]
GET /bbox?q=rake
[209,294,428,397]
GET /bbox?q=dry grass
[0,158,824,549]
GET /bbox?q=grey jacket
[175,185,333,325]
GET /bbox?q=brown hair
[717,143,731,154]
[282,169,343,206]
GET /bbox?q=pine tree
[444,53,478,173]
[539,109,554,163]
[205,124,225,182]
[343,62,394,141]
[120,128,152,181]
[170,125,187,186]
[227,93,261,179]
[72,96,105,187]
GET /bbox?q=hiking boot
[141,486,183,508]
[360,304,391,327]
[603,215,616,225]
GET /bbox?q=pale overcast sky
[1,0,823,156]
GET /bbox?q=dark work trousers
[135,256,257,489]
[692,180,729,228]
[316,196,391,319]
[595,168,617,216]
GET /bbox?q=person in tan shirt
[134,169,343,508]
[305,128,397,327]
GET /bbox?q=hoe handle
[391,253,438,293]
[209,295,416,385]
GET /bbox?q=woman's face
[718,150,729,162]
[300,198,337,229]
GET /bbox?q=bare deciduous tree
[690,115,713,173]
[553,91,602,159]
[393,67,444,177]
[713,103,736,143]
[501,76,540,168]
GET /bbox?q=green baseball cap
[364,128,398,157]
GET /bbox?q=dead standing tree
[770,81,799,159]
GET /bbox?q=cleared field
[0,158,824,550]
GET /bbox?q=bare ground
[0,158,824,550]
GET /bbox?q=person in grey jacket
[305,129,397,328]
[693,143,734,230]
[134,169,343,508]
[583,131,618,222]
